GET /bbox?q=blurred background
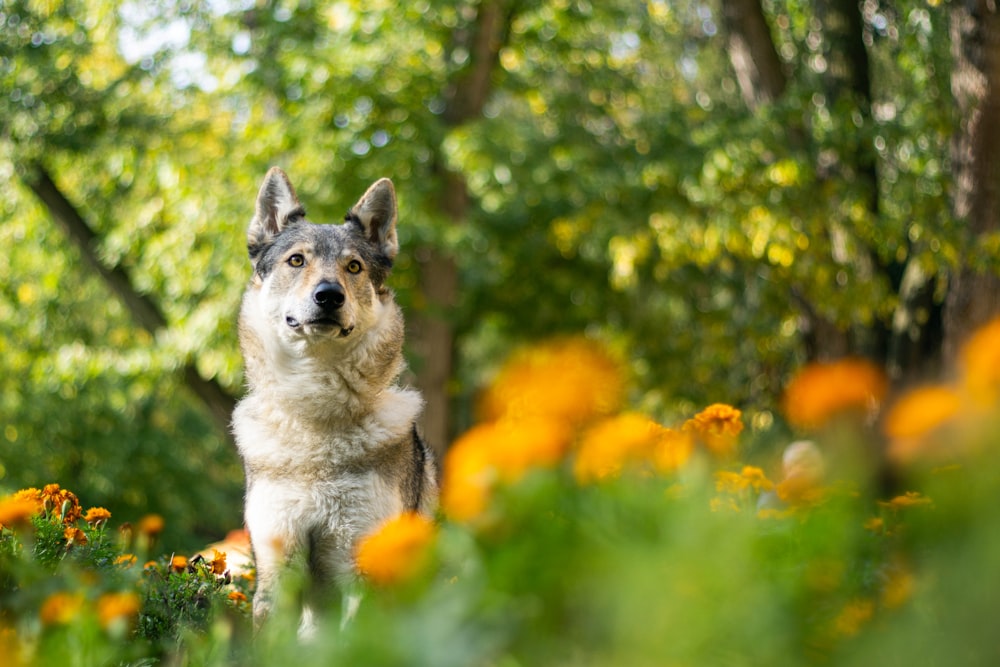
[1,0,996,550]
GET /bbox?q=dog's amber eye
[288,254,305,268]
[347,260,363,274]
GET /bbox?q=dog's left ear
[348,178,398,261]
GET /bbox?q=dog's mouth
[286,316,355,338]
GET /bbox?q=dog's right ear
[248,167,306,262]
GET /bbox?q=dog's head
[245,167,399,342]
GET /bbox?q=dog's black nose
[313,281,345,309]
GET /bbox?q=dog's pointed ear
[348,178,398,261]
[248,167,306,261]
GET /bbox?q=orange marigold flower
[84,507,111,527]
[143,561,158,572]
[208,549,228,576]
[478,337,625,425]
[96,592,140,630]
[11,488,44,513]
[228,590,248,603]
[355,512,436,586]
[878,491,933,511]
[651,427,695,474]
[0,496,41,530]
[883,385,963,463]
[574,412,666,483]
[782,358,887,430]
[959,315,1000,406]
[115,554,137,567]
[64,526,87,546]
[442,426,502,522]
[40,484,82,524]
[883,385,962,440]
[137,514,164,536]
[39,592,85,625]
[170,555,189,572]
[441,417,571,521]
[684,403,744,457]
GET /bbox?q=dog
[231,167,437,635]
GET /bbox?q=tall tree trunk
[413,0,513,454]
[20,163,238,437]
[723,0,787,106]
[943,0,1000,363]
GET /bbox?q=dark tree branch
[20,162,237,438]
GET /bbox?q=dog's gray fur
[232,167,437,634]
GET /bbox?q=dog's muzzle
[285,281,355,337]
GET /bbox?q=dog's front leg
[246,517,291,633]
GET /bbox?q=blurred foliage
[0,0,963,548]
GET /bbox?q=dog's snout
[312,281,345,309]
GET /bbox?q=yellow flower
[355,512,436,586]
[0,625,22,667]
[84,507,111,527]
[137,514,165,536]
[863,517,885,534]
[714,467,774,506]
[782,358,887,429]
[39,592,85,625]
[831,598,875,638]
[959,315,1000,405]
[96,592,140,630]
[776,476,827,506]
[684,403,744,457]
[441,417,571,521]
[881,560,916,609]
[574,412,667,483]
[0,496,41,530]
[478,337,624,425]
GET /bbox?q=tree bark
[20,163,238,438]
[722,0,787,107]
[943,0,1000,363]
[413,0,512,454]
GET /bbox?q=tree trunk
[722,0,787,106]
[20,163,238,438]
[413,0,512,454]
[943,0,1000,363]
